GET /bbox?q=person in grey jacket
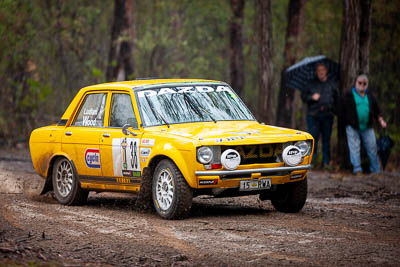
[301,63,339,168]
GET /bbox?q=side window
[72,93,107,127]
[110,93,138,128]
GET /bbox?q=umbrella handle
[378,127,389,137]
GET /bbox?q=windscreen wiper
[192,99,217,123]
[183,93,216,123]
[144,93,170,128]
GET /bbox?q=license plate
[239,179,271,191]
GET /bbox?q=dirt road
[1,151,399,266]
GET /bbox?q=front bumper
[195,164,312,189]
[195,164,312,176]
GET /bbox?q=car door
[100,91,143,186]
[62,92,108,178]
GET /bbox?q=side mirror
[122,124,137,136]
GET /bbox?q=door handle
[65,131,72,136]
[103,133,110,137]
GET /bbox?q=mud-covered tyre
[52,158,88,206]
[270,178,307,213]
[152,159,192,219]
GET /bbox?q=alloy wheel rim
[56,159,73,197]
[156,169,174,211]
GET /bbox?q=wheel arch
[147,152,195,188]
[40,153,74,195]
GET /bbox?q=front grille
[222,143,283,165]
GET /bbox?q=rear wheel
[270,178,307,213]
[52,158,88,205]
[152,159,192,219]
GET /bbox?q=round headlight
[197,146,213,164]
[294,141,310,156]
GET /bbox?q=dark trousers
[306,114,333,165]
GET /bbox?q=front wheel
[152,159,192,219]
[52,158,88,205]
[270,178,307,213]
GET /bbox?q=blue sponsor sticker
[85,148,101,168]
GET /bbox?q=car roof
[82,78,224,92]
[59,79,228,123]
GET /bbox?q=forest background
[0,0,399,169]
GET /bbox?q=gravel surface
[0,149,399,266]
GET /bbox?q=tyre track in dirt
[1,154,400,266]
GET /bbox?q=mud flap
[40,176,53,195]
[135,167,154,210]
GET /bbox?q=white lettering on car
[137,86,234,98]
[82,116,97,126]
[196,86,214,93]
[137,90,157,98]
[216,86,231,92]
[177,87,196,93]
[158,88,177,95]
[83,108,98,116]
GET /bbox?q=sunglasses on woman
[357,81,368,86]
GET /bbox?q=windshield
[136,84,255,127]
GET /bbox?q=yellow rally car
[30,79,314,219]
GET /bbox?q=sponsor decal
[215,138,223,143]
[226,136,246,141]
[112,137,141,177]
[137,86,232,98]
[199,179,218,185]
[140,147,151,158]
[282,145,302,166]
[116,177,138,184]
[85,148,101,169]
[290,174,304,180]
[140,138,155,146]
[230,130,260,135]
[122,170,141,177]
[221,149,241,170]
[141,158,147,162]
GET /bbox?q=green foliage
[135,0,230,80]
[303,0,342,60]
[0,0,398,167]
[370,0,400,128]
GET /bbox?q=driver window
[110,93,138,128]
[72,93,107,127]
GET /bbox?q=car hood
[145,121,312,146]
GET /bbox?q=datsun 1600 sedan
[29,79,314,219]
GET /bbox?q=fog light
[282,145,302,166]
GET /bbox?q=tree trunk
[229,0,245,99]
[337,0,372,167]
[257,0,274,124]
[106,0,136,82]
[276,0,307,128]
[359,0,372,74]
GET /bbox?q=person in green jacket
[340,74,387,175]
